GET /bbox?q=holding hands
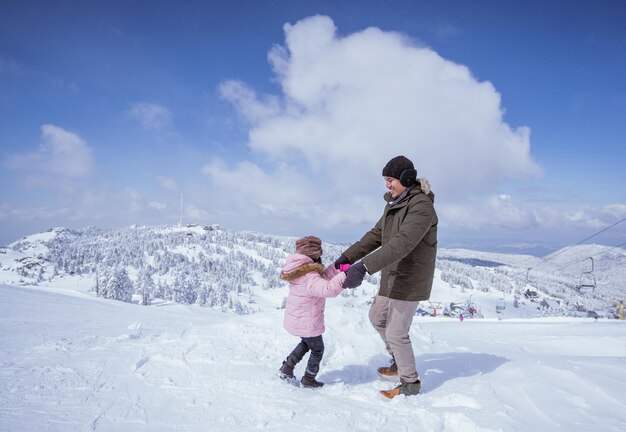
[334,254,350,269]
[343,262,367,289]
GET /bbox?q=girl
[278,236,348,388]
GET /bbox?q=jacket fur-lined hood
[280,263,325,282]
[280,254,325,282]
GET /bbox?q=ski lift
[575,257,596,295]
[496,298,506,313]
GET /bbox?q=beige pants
[369,295,419,382]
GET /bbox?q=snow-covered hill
[1,225,625,318]
[1,283,625,431]
[1,226,625,430]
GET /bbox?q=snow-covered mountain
[2,225,626,431]
[1,225,624,318]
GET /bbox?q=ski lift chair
[575,257,596,295]
[496,298,506,313]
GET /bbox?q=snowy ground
[1,283,625,432]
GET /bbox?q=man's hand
[343,262,367,289]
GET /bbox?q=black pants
[285,335,325,376]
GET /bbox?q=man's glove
[343,262,367,289]
[334,254,350,269]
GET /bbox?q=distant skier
[334,155,438,399]
[278,236,350,388]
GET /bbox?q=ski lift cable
[552,239,626,273]
[528,216,626,273]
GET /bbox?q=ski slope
[1,283,625,432]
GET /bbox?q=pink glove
[339,264,351,272]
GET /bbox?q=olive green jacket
[343,186,438,301]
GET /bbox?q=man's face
[384,176,407,198]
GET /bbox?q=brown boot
[380,385,401,399]
[377,359,398,379]
[380,378,421,399]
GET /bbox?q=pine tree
[101,267,133,303]
[135,267,155,305]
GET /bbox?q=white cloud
[186,205,209,220]
[438,195,626,244]
[219,80,281,123]
[129,102,172,130]
[0,204,72,221]
[200,157,383,236]
[601,204,626,219]
[563,205,626,230]
[8,124,94,178]
[0,185,174,245]
[157,176,179,192]
[149,202,167,211]
[440,194,538,230]
[201,158,322,219]
[214,15,543,237]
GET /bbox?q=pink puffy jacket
[280,253,346,338]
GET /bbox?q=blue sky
[1,0,625,253]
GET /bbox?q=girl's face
[384,176,407,198]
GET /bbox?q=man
[340,155,438,399]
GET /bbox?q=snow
[439,248,540,268]
[1,225,625,430]
[2,283,625,432]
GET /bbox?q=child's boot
[279,361,295,380]
[278,353,299,381]
[301,371,324,388]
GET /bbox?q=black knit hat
[382,156,417,187]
